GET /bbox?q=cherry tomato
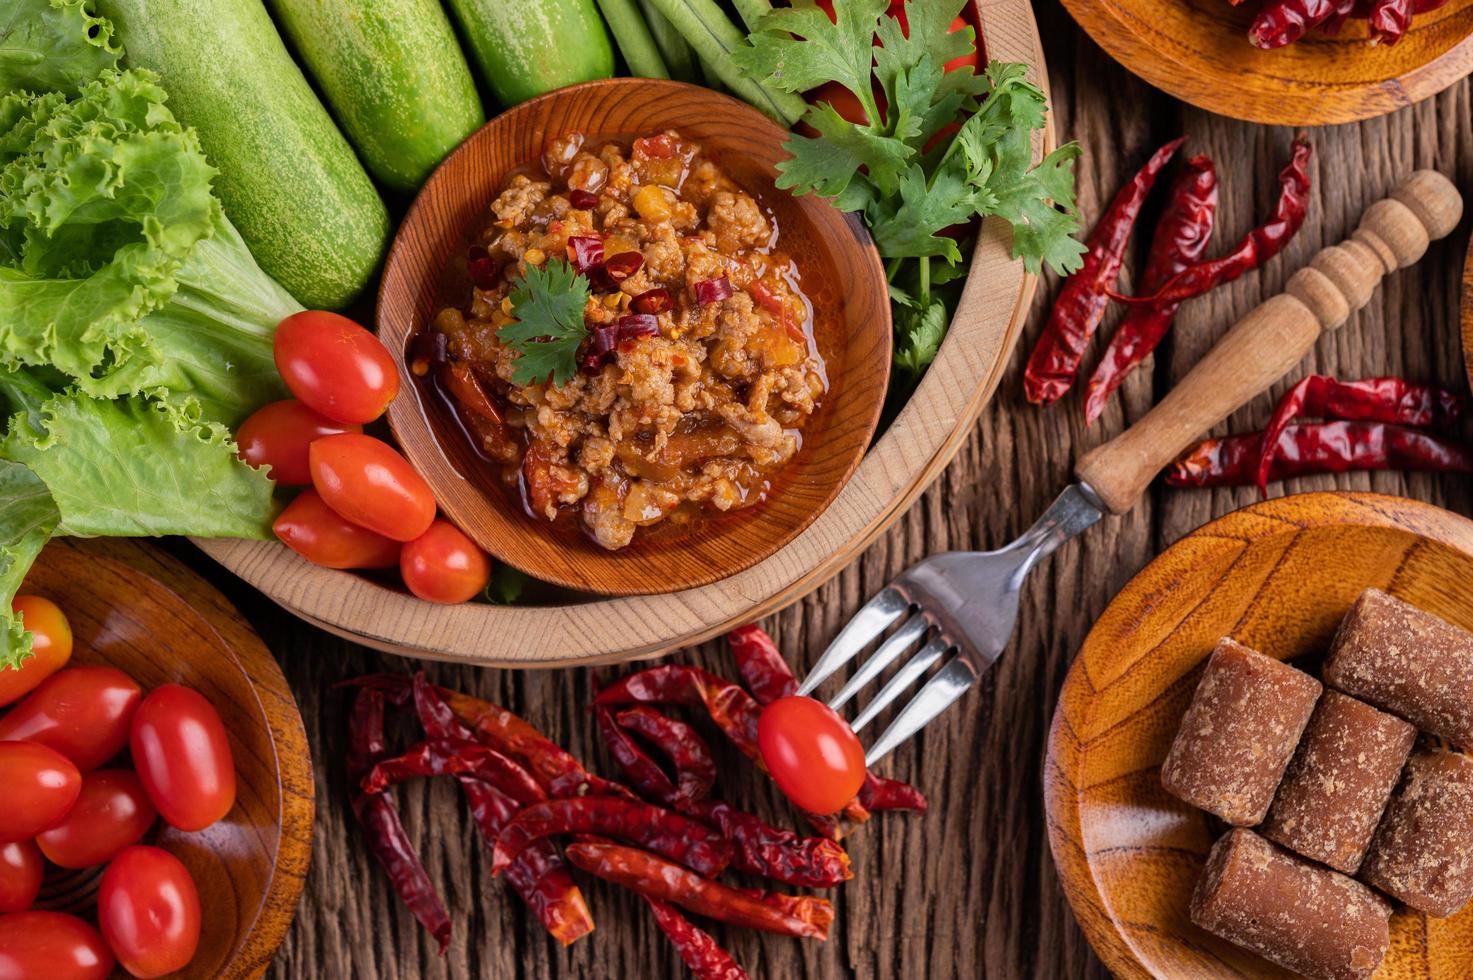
[400,519,492,604]
[0,842,43,914]
[274,310,400,424]
[0,911,114,980]
[235,399,361,485]
[0,741,81,843]
[309,434,436,542]
[756,696,867,815]
[97,846,201,979]
[273,489,402,570]
[0,667,142,771]
[130,685,236,832]
[0,597,73,707]
[36,769,157,870]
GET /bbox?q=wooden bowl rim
[194,0,1046,667]
[376,77,890,595]
[1043,490,1473,979]
[1460,229,1473,395]
[1059,0,1473,125]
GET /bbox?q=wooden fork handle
[1075,170,1463,514]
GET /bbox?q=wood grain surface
[172,3,1473,976]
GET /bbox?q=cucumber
[97,0,389,310]
[444,0,615,107]
[266,0,485,192]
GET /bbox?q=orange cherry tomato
[0,596,73,707]
[97,846,201,979]
[0,841,43,914]
[36,769,157,870]
[0,911,114,980]
[273,489,402,570]
[757,696,867,815]
[236,399,361,485]
[400,519,491,604]
[0,666,143,771]
[130,685,236,832]
[273,310,400,424]
[309,434,436,542]
[0,741,82,843]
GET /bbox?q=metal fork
[797,169,1459,766]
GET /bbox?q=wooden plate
[195,0,1047,667]
[1044,491,1473,979]
[1461,228,1473,394]
[20,538,314,979]
[1060,0,1473,125]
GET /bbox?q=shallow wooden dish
[1461,228,1473,393]
[1045,491,1473,979]
[377,79,890,595]
[21,538,314,979]
[196,0,1045,664]
[1061,0,1473,125]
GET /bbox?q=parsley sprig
[733,0,1086,385]
[497,259,592,387]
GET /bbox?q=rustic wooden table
[188,4,1473,975]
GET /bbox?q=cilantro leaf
[498,259,591,387]
[779,101,912,199]
[866,163,973,262]
[894,299,949,378]
[732,0,888,103]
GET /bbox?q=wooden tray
[1044,491,1473,979]
[195,0,1048,668]
[1060,0,1473,125]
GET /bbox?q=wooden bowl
[1045,491,1473,978]
[195,0,1045,664]
[1060,0,1473,125]
[377,79,890,595]
[19,538,314,979]
[1461,228,1473,394]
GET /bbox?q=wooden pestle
[1076,170,1463,513]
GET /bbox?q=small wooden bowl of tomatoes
[0,539,313,979]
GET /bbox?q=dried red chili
[360,737,547,808]
[594,705,680,807]
[563,842,833,940]
[1254,375,1463,492]
[492,798,734,878]
[857,774,929,813]
[1023,137,1186,404]
[1083,156,1219,426]
[687,800,853,888]
[1367,0,1413,42]
[347,689,452,953]
[643,896,750,980]
[615,707,716,808]
[1167,422,1473,488]
[1249,0,1350,47]
[592,666,764,761]
[727,625,798,705]
[1119,139,1313,305]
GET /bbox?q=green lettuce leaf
[0,458,59,669]
[0,0,121,96]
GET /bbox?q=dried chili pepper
[492,798,734,878]
[615,707,716,808]
[360,737,547,808]
[347,689,452,953]
[594,705,680,807]
[643,896,750,980]
[411,676,594,946]
[1249,0,1349,47]
[563,842,833,940]
[1119,139,1313,305]
[727,625,798,704]
[1083,156,1219,426]
[1023,137,1186,404]
[687,800,853,888]
[1367,0,1413,42]
[857,774,929,812]
[1254,376,1463,492]
[593,666,764,760]
[1167,422,1473,488]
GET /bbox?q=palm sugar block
[1191,829,1392,980]
[1262,690,1416,873]
[1323,588,1473,746]
[1161,638,1322,825]
[1361,748,1473,917]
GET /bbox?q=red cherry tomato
[757,696,867,815]
[35,769,157,870]
[0,666,142,771]
[273,488,402,570]
[309,434,436,542]
[0,911,114,980]
[273,310,400,424]
[235,399,361,485]
[0,741,81,843]
[97,846,201,979]
[0,597,73,707]
[0,842,43,914]
[129,685,236,832]
[400,519,492,604]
